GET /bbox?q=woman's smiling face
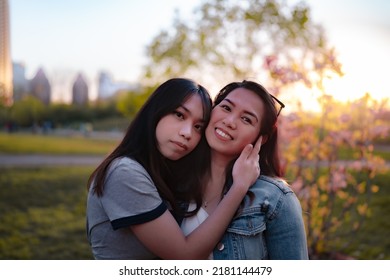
[206,87,264,160]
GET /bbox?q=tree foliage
[0,96,123,130]
[143,0,341,91]
[9,96,46,127]
[116,90,151,119]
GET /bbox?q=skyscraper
[97,71,139,100]
[29,68,51,105]
[12,62,28,101]
[72,73,89,105]
[0,0,12,104]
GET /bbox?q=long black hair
[87,78,212,217]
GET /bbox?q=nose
[179,122,192,140]
[223,115,237,129]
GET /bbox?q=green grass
[0,166,94,259]
[338,145,390,161]
[328,173,390,259]
[0,132,118,155]
[0,132,114,259]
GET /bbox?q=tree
[142,0,341,93]
[9,96,45,128]
[279,93,388,259]
[116,90,151,120]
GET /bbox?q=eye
[173,110,184,119]
[194,123,204,132]
[242,116,253,124]
[219,104,231,111]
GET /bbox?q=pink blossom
[330,168,347,191]
[340,114,351,123]
[291,177,304,192]
[370,125,389,138]
[350,161,363,171]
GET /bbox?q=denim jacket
[213,175,309,260]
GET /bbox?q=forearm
[132,183,248,260]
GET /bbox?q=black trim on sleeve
[111,202,167,230]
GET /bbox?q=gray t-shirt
[86,157,167,259]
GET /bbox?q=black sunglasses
[241,80,285,116]
[270,94,285,116]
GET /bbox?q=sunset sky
[9,0,390,107]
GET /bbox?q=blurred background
[0,0,389,259]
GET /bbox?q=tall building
[97,71,139,100]
[0,0,12,104]
[97,72,116,99]
[12,62,28,101]
[72,73,88,105]
[29,68,51,105]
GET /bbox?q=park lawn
[327,172,390,259]
[338,145,390,161]
[2,131,389,160]
[0,166,94,259]
[0,132,118,155]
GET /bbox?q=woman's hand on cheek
[231,136,262,193]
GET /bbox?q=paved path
[0,154,104,167]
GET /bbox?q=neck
[210,148,234,175]
[203,150,233,201]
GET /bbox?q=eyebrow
[223,98,259,122]
[179,105,206,122]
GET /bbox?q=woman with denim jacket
[181,80,309,259]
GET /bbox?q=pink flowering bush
[265,54,389,258]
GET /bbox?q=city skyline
[8,0,390,107]
[11,64,138,104]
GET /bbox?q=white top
[181,202,213,259]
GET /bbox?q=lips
[171,141,188,151]
[215,128,233,140]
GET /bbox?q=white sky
[9,0,390,105]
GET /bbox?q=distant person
[181,80,309,259]
[86,78,261,259]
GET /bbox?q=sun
[322,71,389,106]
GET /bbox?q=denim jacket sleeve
[213,175,308,260]
[264,180,309,259]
